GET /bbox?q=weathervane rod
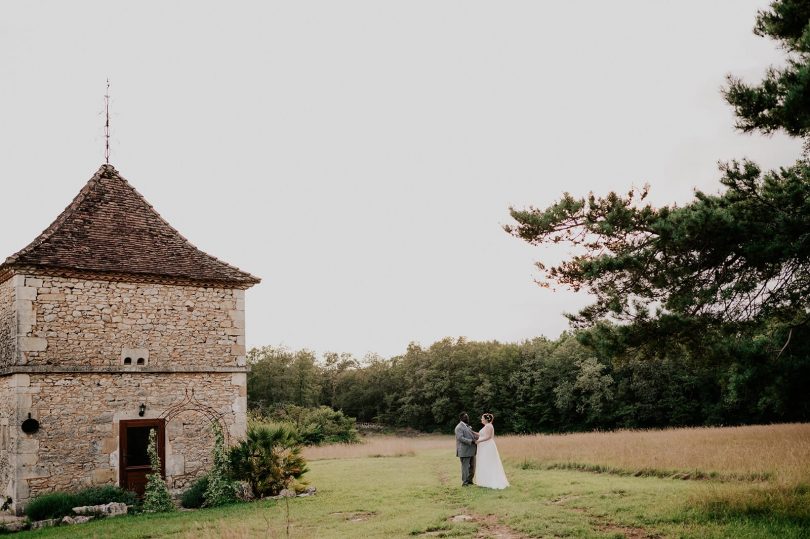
[104,79,110,164]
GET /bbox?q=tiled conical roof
[0,164,260,288]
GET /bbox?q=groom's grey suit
[455,421,478,485]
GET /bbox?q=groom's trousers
[460,455,475,485]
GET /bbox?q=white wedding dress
[474,423,509,489]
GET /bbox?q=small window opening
[136,357,145,365]
[124,357,132,365]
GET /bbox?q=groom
[455,412,479,486]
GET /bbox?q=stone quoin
[0,164,260,514]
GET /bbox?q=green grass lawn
[13,449,809,538]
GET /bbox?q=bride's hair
[483,413,494,423]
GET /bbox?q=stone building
[0,164,259,513]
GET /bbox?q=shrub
[253,405,359,445]
[180,476,209,509]
[203,422,236,507]
[296,421,325,446]
[73,485,137,507]
[25,492,77,521]
[229,423,308,497]
[142,429,175,513]
[25,485,139,521]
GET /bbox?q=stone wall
[0,279,15,369]
[15,274,245,368]
[0,271,253,513]
[0,377,16,507]
[16,372,247,506]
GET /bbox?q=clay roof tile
[1,164,260,287]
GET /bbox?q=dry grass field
[306,423,810,485]
[496,423,810,485]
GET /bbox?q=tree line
[246,326,809,434]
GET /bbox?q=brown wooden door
[119,419,165,497]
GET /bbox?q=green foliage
[228,423,308,498]
[246,329,810,434]
[382,338,525,430]
[504,160,810,342]
[203,422,236,507]
[180,476,209,509]
[319,352,360,407]
[247,346,321,408]
[724,0,810,136]
[553,356,614,423]
[256,405,359,445]
[25,492,76,521]
[330,353,399,422]
[142,429,175,513]
[72,485,137,508]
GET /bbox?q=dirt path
[444,513,530,539]
[550,496,662,539]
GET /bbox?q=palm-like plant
[228,423,308,497]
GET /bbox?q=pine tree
[724,0,810,136]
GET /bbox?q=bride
[473,413,509,489]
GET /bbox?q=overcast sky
[0,1,801,359]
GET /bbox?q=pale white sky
[0,1,801,359]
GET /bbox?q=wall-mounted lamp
[138,403,146,417]
[21,413,40,434]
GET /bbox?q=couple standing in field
[455,412,510,489]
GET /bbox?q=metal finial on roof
[104,79,111,164]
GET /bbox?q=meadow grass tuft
[688,483,810,525]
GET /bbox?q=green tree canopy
[725,0,810,136]
[505,159,810,332]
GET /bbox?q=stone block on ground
[62,515,94,525]
[297,486,317,497]
[72,501,128,516]
[0,517,27,532]
[30,518,59,529]
[268,488,297,499]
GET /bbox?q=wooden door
[119,419,165,496]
